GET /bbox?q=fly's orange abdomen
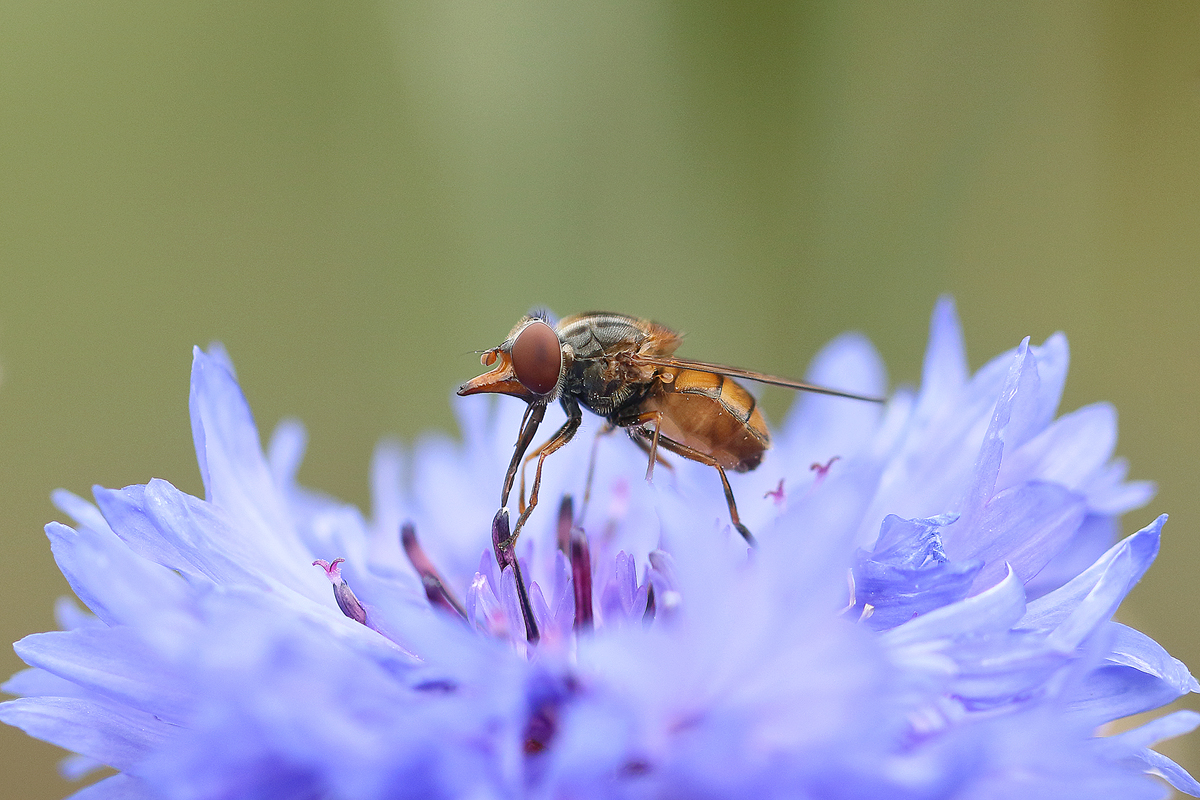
[640,369,770,472]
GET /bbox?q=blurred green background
[2,1,1198,796]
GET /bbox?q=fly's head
[458,313,568,404]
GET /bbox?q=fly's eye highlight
[511,321,561,395]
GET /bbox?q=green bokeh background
[2,2,1199,796]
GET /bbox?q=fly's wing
[636,355,885,403]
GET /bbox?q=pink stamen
[311,557,367,626]
[810,456,840,482]
[763,478,786,505]
[312,557,345,581]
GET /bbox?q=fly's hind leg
[631,429,755,546]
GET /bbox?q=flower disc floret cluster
[3,298,1197,799]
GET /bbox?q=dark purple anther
[312,558,368,626]
[556,495,574,555]
[492,508,540,644]
[401,523,467,620]
[642,582,655,625]
[569,526,593,631]
[492,507,516,570]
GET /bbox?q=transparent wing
[635,355,885,403]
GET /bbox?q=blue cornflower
[3,297,1197,799]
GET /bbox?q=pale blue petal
[266,417,307,488]
[952,338,1036,534]
[51,489,112,536]
[54,597,103,631]
[884,565,1026,647]
[913,295,968,423]
[65,774,158,800]
[92,483,250,587]
[59,752,104,781]
[1024,514,1118,599]
[3,667,91,700]
[1021,515,1163,633]
[1025,332,1070,440]
[1086,456,1157,515]
[1106,622,1200,693]
[777,332,887,474]
[996,403,1116,495]
[960,482,1086,593]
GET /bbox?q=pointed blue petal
[188,347,307,567]
[951,338,1034,540]
[45,522,190,627]
[1021,515,1163,633]
[59,752,104,780]
[1127,747,1200,797]
[996,403,1116,495]
[3,667,90,699]
[1067,663,1193,723]
[913,295,968,423]
[93,479,319,595]
[0,697,173,773]
[15,628,193,723]
[93,483,244,586]
[1107,622,1200,694]
[1108,709,1200,751]
[51,489,111,535]
[1025,332,1070,440]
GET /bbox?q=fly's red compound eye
[511,321,561,395]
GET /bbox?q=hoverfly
[459,311,884,545]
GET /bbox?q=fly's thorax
[555,312,682,417]
[562,352,651,417]
[557,313,648,359]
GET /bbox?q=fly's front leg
[519,408,579,514]
[510,399,582,545]
[501,402,546,507]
